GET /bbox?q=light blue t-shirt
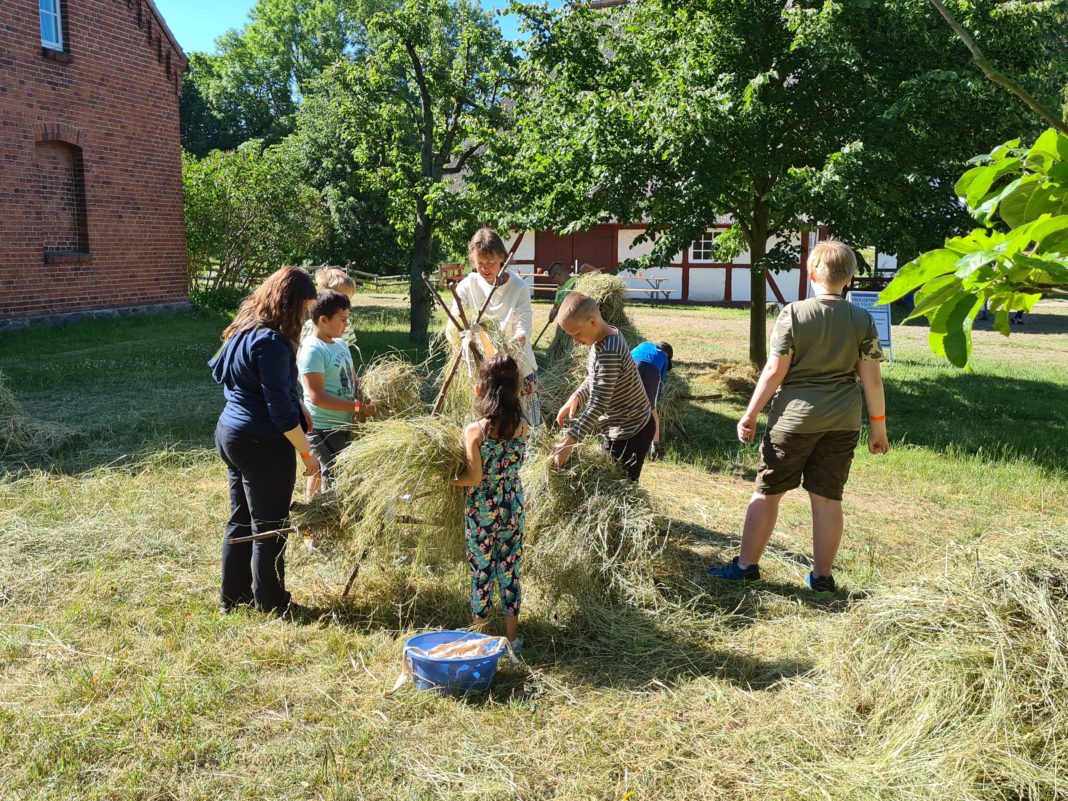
[297,336,356,430]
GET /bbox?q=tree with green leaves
[482,0,1064,364]
[181,0,384,155]
[183,141,330,291]
[298,0,513,343]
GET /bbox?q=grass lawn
[1,295,1067,800]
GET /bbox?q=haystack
[520,431,666,608]
[323,416,467,564]
[545,273,641,363]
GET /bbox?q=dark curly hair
[476,354,523,440]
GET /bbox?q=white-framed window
[40,0,64,51]
[689,230,717,262]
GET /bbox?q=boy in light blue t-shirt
[297,291,375,496]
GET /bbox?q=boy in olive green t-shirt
[708,240,889,594]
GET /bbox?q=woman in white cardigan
[450,228,541,427]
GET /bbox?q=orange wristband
[299,451,311,459]
[869,415,886,422]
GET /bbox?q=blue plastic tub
[403,630,505,695]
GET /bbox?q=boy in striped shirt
[552,293,655,481]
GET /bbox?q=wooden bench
[625,287,674,302]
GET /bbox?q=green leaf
[1026,129,1068,172]
[944,295,982,368]
[906,273,961,321]
[962,158,1021,211]
[994,309,1010,336]
[998,176,1043,227]
[1032,215,1068,252]
[879,249,960,303]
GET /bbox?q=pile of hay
[545,273,642,363]
[774,532,1068,799]
[711,362,760,396]
[358,355,428,419]
[0,372,75,455]
[324,416,467,564]
[521,432,667,608]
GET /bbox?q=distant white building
[502,221,834,304]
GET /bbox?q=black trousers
[605,414,657,482]
[215,423,296,612]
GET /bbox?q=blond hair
[808,240,857,284]
[467,227,508,263]
[557,292,600,326]
[314,266,356,294]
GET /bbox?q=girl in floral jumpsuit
[451,354,527,648]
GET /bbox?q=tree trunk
[748,200,771,366]
[408,200,433,344]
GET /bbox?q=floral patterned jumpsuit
[464,423,526,618]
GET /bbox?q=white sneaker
[509,637,524,653]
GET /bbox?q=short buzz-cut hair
[311,289,351,323]
[557,292,600,326]
[808,240,857,284]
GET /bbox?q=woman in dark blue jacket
[209,267,319,614]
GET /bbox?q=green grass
[2,296,1067,800]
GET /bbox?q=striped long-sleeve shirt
[567,330,651,441]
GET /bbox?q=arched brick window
[37,140,89,256]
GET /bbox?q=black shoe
[804,572,837,595]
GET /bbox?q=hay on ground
[777,532,1068,799]
[712,362,760,396]
[0,372,75,455]
[521,431,667,608]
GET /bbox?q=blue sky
[153,1,565,55]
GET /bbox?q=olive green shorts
[755,428,860,501]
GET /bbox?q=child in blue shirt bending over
[451,354,528,650]
[631,341,673,460]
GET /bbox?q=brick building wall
[0,0,189,321]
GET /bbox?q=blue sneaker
[707,557,761,583]
[804,572,837,595]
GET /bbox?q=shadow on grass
[0,308,428,476]
[324,553,818,695]
[885,369,1068,474]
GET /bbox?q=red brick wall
[0,0,189,320]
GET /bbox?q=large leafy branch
[880,129,1068,366]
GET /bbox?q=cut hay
[711,362,759,396]
[773,532,1068,800]
[0,372,75,455]
[289,490,347,541]
[358,355,428,419]
[328,416,467,565]
[521,431,667,608]
[436,313,513,424]
[545,273,643,363]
